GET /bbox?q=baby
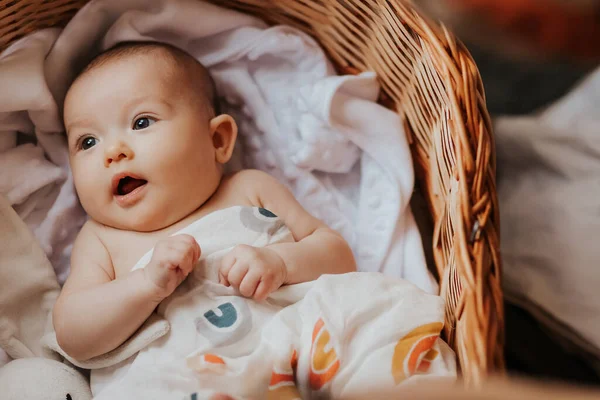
[53,41,357,362]
[52,41,454,399]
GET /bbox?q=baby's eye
[133,116,157,130]
[80,136,97,150]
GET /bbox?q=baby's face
[64,55,223,231]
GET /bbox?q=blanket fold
[0,194,60,360]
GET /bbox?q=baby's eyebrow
[65,119,93,134]
[123,96,174,113]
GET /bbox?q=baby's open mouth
[115,176,148,196]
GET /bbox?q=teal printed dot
[204,302,237,328]
[259,208,277,218]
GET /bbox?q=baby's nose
[104,142,134,167]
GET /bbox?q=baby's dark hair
[74,41,220,116]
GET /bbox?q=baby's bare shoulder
[213,170,272,204]
[225,169,280,190]
[75,219,115,251]
[69,220,115,282]
[78,220,150,276]
[73,219,103,244]
[221,169,284,204]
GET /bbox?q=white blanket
[0,0,436,294]
[90,206,455,400]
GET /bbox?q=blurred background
[415,0,600,389]
[417,0,600,114]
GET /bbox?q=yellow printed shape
[391,322,443,384]
[309,318,340,390]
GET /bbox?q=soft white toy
[0,358,92,400]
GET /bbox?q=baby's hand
[144,234,201,301]
[219,245,287,301]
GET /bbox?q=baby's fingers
[180,249,195,275]
[183,242,201,274]
[239,269,261,298]
[188,237,201,264]
[168,237,200,270]
[253,279,274,302]
[219,252,237,286]
[173,235,201,260]
[225,262,249,289]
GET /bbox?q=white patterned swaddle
[91,206,456,400]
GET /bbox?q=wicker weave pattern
[0,0,504,385]
[0,0,88,50]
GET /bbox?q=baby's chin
[87,206,192,232]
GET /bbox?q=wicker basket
[0,0,504,386]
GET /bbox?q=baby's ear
[209,114,238,164]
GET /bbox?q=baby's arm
[53,222,163,360]
[256,172,357,283]
[53,222,199,361]
[220,170,357,299]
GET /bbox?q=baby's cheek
[73,168,95,200]
[72,160,107,209]
[147,132,218,191]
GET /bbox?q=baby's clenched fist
[219,245,287,301]
[144,234,201,301]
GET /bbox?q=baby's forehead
[69,53,189,103]
[66,43,215,117]
[87,49,185,84]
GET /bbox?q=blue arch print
[203,302,237,328]
[195,298,252,346]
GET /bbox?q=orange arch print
[391,322,443,384]
[186,353,227,375]
[309,318,340,390]
[267,350,301,400]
